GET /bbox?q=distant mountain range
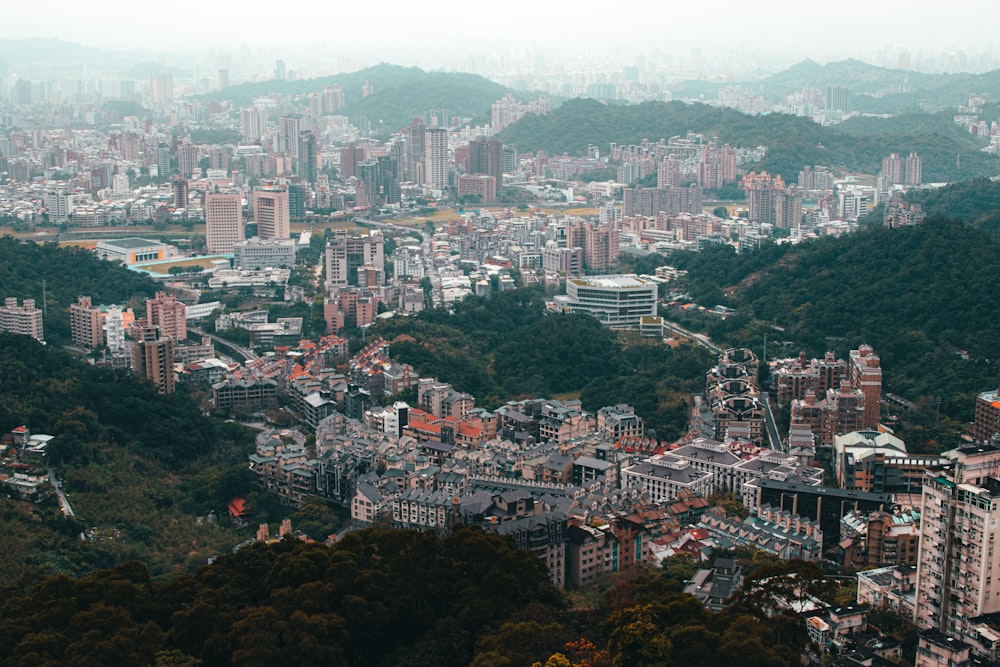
[671,58,1000,113]
[497,97,999,183]
[206,63,517,135]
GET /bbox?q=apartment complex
[914,445,1000,638]
[146,291,186,341]
[131,324,175,394]
[0,297,43,342]
[69,296,103,348]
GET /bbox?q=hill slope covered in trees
[498,98,996,182]
[668,217,1000,426]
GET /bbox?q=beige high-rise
[205,192,244,253]
[253,185,290,240]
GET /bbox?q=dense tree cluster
[0,237,161,345]
[373,288,713,440]
[668,217,1000,426]
[0,530,814,667]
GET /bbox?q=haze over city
[1,0,998,74]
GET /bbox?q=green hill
[210,63,514,135]
[497,98,997,182]
[668,217,1000,427]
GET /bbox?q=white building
[205,191,245,254]
[552,274,658,328]
[234,237,296,270]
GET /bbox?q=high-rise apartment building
[279,115,303,158]
[914,444,1000,637]
[132,324,175,394]
[146,291,186,341]
[424,128,449,190]
[149,74,173,106]
[205,191,244,253]
[882,152,923,186]
[850,344,882,430]
[974,388,1000,443]
[325,231,385,288]
[0,297,44,342]
[70,296,103,349]
[296,130,318,183]
[241,107,268,142]
[172,176,189,208]
[253,185,291,240]
[468,138,503,185]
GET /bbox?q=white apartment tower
[205,191,245,253]
[424,127,449,190]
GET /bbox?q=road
[661,319,722,354]
[189,326,258,362]
[48,467,75,517]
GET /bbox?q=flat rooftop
[98,237,165,249]
[569,275,654,289]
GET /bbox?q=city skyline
[0,0,997,72]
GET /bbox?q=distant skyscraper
[205,191,244,253]
[824,85,851,112]
[253,185,291,239]
[279,115,303,158]
[155,143,171,182]
[424,128,449,190]
[217,69,229,89]
[881,152,923,186]
[468,138,503,185]
[132,324,175,394]
[149,74,173,106]
[241,107,268,142]
[146,291,186,342]
[274,59,286,81]
[296,130,318,183]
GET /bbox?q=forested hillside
[669,217,1000,424]
[0,531,816,667]
[372,288,714,441]
[0,237,160,345]
[0,335,259,584]
[498,98,996,182]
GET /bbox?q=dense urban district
[5,44,1000,667]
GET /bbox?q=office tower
[274,59,286,81]
[253,185,290,239]
[914,444,1000,637]
[325,230,384,288]
[0,297,44,342]
[155,143,171,182]
[849,344,882,430]
[241,107,268,142]
[287,183,306,218]
[296,130,317,183]
[132,324,175,394]
[424,128,449,190]
[172,176,189,208]
[279,114,303,158]
[145,291,186,341]
[149,74,173,106]
[205,191,244,253]
[70,296,103,349]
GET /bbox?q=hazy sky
[1,0,996,64]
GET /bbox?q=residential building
[974,388,1000,443]
[850,344,883,430]
[0,297,43,342]
[69,296,103,349]
[131,324,175,394]
[621,459,714,502]
[146,291,186,341]
[914,444,1000,638]
[835,430,946,493]
[424,128,449,190]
